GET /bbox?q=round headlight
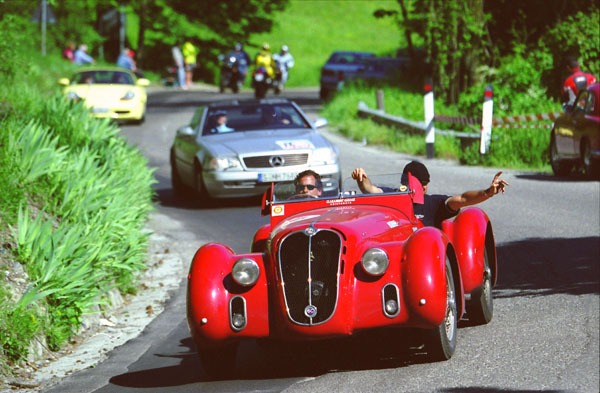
[361,248,389,276]
[232,258,260,286]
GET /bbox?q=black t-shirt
[380,187,459,228]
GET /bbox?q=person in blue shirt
[116,48,135,71]
[74,44,95,65]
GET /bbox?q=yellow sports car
[59,68,150,123]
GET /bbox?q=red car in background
[550,82,600,177]
[186,177,498,378]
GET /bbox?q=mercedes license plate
[258,172,296,183]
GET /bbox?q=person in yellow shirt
[255,43,275,79]
[182,39,198,87]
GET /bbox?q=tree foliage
[375,0,599,104]
[0,0,287,82]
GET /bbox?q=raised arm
[351,168,383,194]
[446,171,509,211]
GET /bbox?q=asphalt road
[47,87,599,393]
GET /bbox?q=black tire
[467,244,494,325]
[170,151,187,199]
[550,133,573,176]
[199,343,238,380]
[580,138,600,178]
[424,257,458,361]
[254,84,267,99]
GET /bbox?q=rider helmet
[261,42,270,51]
[235,42,243,51]
[281,45,289,53]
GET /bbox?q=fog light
[231,313,245,329]
[385,299,398,315]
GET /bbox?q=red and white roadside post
[424,78,435,158]
[480,84,493,154]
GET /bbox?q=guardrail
[357,84,560,157]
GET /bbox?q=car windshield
[271,174,406,203]
[71,70,134,85]
[327,52,374,64]
[202,103,311,135]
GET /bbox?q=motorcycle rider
[228,42,250,83]
[255,42,276,79]
[562,56,597,110]
[273,44,294,89]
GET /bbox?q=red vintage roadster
[186,175,497,378]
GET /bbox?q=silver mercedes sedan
[170,99,341,200]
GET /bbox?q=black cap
[402,161,430,186]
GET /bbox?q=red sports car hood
[271,205,416,243]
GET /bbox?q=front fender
[251,224,271,253]
[186,243,269,349]
[402,227,458,326]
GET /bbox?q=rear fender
[186,243,269,349]
[442,207,490,293]
[402,227,464,326]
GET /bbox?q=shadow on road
[496,236,600,297]
[515,172,599,182]
[108,329,434,389]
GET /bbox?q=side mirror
[176,125,195,136]
[261,185,273,216]
[136,78,150,87]
[58,78,69,86]
[313,118,328,128]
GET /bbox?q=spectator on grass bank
[172,42,186,89]
[116,48,136,71]
[182,39,198,87]
[74,44,95,65]
[62,41,75,62]
[562,56,597,109]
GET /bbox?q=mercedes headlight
[66,91,81,100]
[309,148,337,165]
[361,248,389,276]
[232,258,260,286]
[120,90,135,100]
[206,156,242,171]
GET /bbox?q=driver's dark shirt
[380,187,459,227]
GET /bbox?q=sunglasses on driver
[296,184,318,192]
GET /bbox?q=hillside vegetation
[0,16,155,380]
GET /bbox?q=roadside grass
[0,21,156,374]
[322,83,556,171]
[250,0,406,87]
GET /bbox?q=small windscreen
[202,103,310,135]
[72,71,134,85]
[328,52,374,64]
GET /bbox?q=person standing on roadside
[182,39,198,88]
[62,41,75,62]
[562,56,597,109]
[74,44,95,65]
[116,48,135,71]
[172,42,186,89]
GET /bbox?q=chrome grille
[243,154,308,168]
[278,228,342,325]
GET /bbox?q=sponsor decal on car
[326,198,355,206]
[272,205,285,216]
